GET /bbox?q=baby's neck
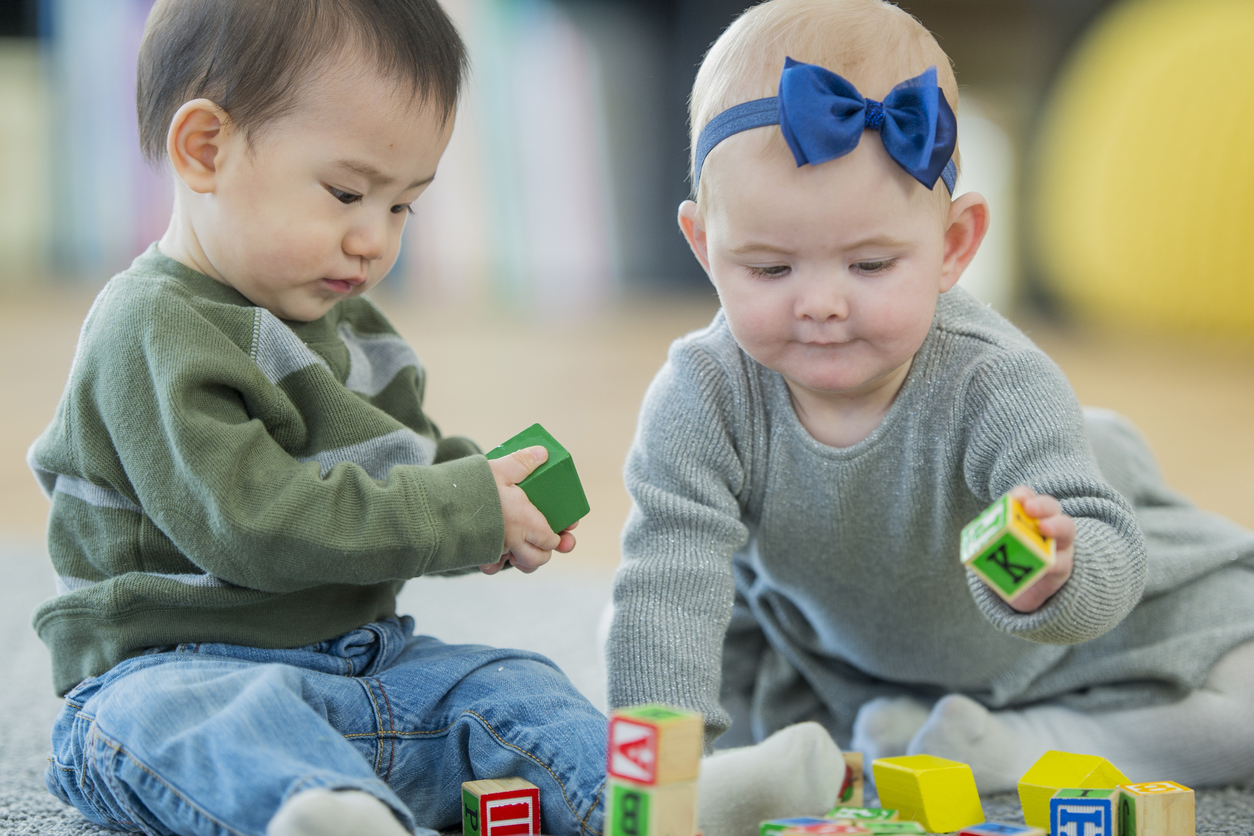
[784,359,913,448]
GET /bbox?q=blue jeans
[45,617,608,836]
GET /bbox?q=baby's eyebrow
[728,241,792,257]
[333,158,435,191]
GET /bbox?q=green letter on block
[485,423,590,533]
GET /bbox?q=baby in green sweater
[28,2,607,836]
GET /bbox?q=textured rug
[2,542,1251,835]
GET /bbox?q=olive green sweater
[28,246,504,695]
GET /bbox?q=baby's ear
[166,98,230,194]
[678,200,713,277]
[940,192,990,292]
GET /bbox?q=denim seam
[357,677,389,775]
[89,722,250,836]
[86,727,141,832]
[376,681,399,782]
[581,777,607,836]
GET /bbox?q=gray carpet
[2,542,1251,835]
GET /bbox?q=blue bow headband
[694,59,958,194]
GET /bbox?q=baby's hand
[480,447,577,575]
[1004,485,1075,612]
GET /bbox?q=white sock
[697,722,845,836]
[850,696,933,767]
[908,640,1254,792]
[267,788,411,836]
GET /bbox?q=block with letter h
[462,777,541,836]
[606,704,703,836]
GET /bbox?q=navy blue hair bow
[694,59,957,194]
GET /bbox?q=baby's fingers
[1037,510,1077,550]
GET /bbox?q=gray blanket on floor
[2,543,1251,835]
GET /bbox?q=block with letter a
[462,778,541,836]
[607,704,703,786]
[606,704,703,836]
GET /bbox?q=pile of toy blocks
[461,703,1195,836]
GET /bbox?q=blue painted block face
[964,824,1039,835]
[1050,790,1117,836]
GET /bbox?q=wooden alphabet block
[960,493,1056,603]
[958,822,1047,836]
[861,823,925,835]
[871,755,984,834]
[779,824,870,836]
[485,423,590,533]
[606,777,698,836]
[1051,788,1120,836]
[826,807,897,823]
[830,752,865,809]
[761,817,833,836]
[1117,781,1195,836]
[607,705,703,786]
[1017,752,1130,830]
[462,778,541,836]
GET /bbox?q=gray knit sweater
[606,288,1254,747]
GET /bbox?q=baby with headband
[606,0,1254,818]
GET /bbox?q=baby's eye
[746,264,790,279]
[391,203,415,216]
[853,259,895,274]
[326,186,361,205]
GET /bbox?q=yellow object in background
[1016,750,1130,830]
[1031,0,1254,339]
[871,755,984,833]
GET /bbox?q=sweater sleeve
[959,347,1147,644]
[606,340,753,747]
[82,291,504,593]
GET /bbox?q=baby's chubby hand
[480,446,578,575]
[1005,485,1076,612]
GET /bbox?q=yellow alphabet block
[871,755,984,833]
[1117,781,1194,836]
[1016,751,1129,830]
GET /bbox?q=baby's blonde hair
[689,0,960,200]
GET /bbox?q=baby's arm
[961,350,1147,643]
[607,339,753,747]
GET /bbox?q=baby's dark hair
[137,0,468,162]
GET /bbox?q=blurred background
[2,0,1253,576]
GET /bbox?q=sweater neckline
[133,243,342,341]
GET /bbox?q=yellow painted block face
[871,756,984,833]
[1017,752,1130,830]
[1118,782,1195,836]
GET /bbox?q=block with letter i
[606,705,703,836]
[1117,781,1195,836]
[960,492,1056,603]
[462,778,541,836]
[1051,788,1120,836]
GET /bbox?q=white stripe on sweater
[298,428,436,479]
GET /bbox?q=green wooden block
[959,493,1055,603]
[863,823,925,835]
[485,423,590,533]
[761,818,833,836]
